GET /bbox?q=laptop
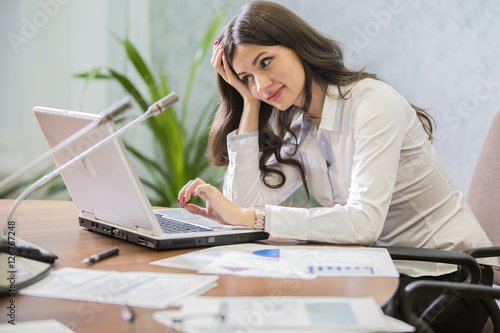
[32,106,269,250]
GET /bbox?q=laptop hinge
[136,227,156,236]
[81,211,157,236]
[81,211,96,220]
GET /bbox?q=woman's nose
[255,74,272,95]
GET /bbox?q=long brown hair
[209,1,435,198]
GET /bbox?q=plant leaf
[121,37,161,102]
[108,68,149,111]
[81,67,104,91]
[74,71,111,80]
[159,70,170,96]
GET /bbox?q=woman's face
[232,44,306,111]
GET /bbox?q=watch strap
[252,205,266,230]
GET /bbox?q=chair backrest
[467,110,500,284]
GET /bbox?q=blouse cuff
[227,130,260,172]
[227,129,258,141]
[265,205,309,238]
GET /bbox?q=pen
[82,247,119,264]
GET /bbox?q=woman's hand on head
[211,41,258,105]
[212,41,261,134]
[177,178,254,228]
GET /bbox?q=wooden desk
[0,200,398,332]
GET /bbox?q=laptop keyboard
[156,214,212,234]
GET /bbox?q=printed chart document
[19,267,218,309]
[151,244,399,280]
[153,296,415,333]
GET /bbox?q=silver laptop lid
[33,106,162,236]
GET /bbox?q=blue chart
[252,249,280,258]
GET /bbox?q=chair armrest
[465,246,500,259]
[376,246,482,283]
[401,281,500,333]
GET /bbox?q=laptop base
[79,217,269,250]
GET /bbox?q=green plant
[75,9,226,207]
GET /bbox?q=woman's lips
[267,86,284,102]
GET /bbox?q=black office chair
[400,280,500,333]
[377,245,484,325]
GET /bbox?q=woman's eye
[261,58,271,68]
[241,75,253,83]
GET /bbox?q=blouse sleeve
[223,130,304,208]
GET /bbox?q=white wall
[1,0,500,198]
[0,0,149,186]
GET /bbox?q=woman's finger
[191,184,230,218]
[212,47,226,80]
[185,203,226,224]
[177,179,193,205]
[184,204,207,218]
[210,43,221,66]
[178,178,206,206]
[191,183,214,200]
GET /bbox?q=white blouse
[223,78,495,276]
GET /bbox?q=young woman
[177,1,496,331]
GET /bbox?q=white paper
[280,247,399,277]
[151,245,399,279]
[153,296,415,333]
[0,319,75,333]
[19,267,218,309]
[150,243,265,271]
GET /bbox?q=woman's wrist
[238,98,261,134]
[218,197,256,228]
[241,208,256,228]
[243,97,260,109]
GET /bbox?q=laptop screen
[33,107,162,235]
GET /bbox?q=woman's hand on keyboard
[177,178,254,228]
